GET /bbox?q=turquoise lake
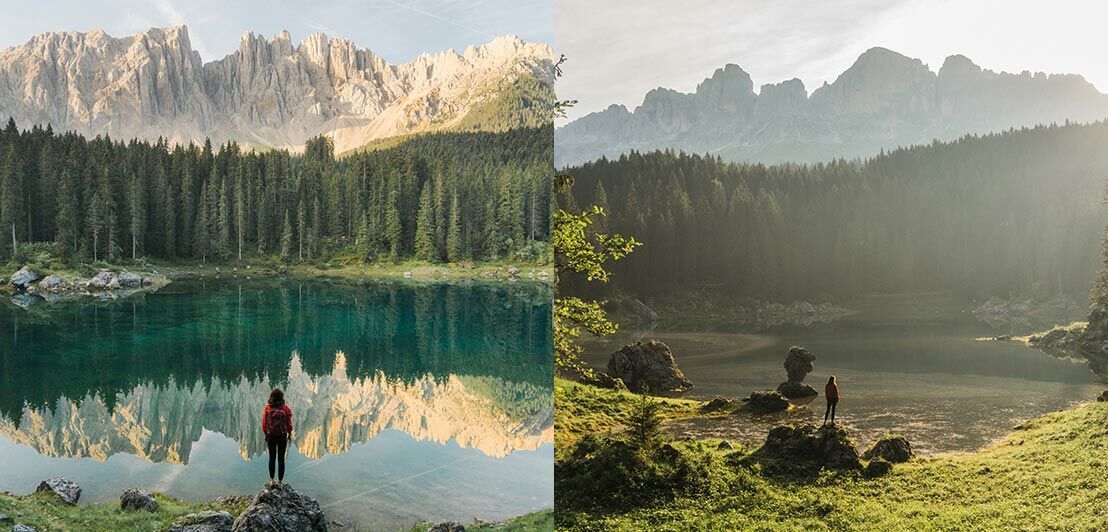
[0,278,554,530]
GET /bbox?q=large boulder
[776,381,818,399]
[169,510,234,532]
[9,267,40,290]
[120,488,158,512]
[35,477,81,505]
[606,340,692,393]
[117,271,143,288]
[232,482,327,531]
[863,435,914,463]
[746,390,790,412]
[1098,390,1108,402]
[777,346,818,399]
[758,424,861,470]
[37,275,64,291]
[87,270,116,289]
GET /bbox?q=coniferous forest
[560,121,1108,301]
[0,119,553,264]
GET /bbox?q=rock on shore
[607,340,693,393]
[232,481,327,531]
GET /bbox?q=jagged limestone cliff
[0,26,553,152]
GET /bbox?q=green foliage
[553,205,640,373]
[561,122,1108,300]
[556,378,1108,530]
[628,392,663,452]
[0,490,248,532]
[0,121,552,266]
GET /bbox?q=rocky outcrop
[35,477,81,505]
[863,435,914,463]
[231,481,327,531]
[169,510,234,532]
[120,488,158,512]
[756,424,862,470]
[776,346,818,399]
[746,390,790,412]
[0,26,553,153]
[606,340,693,393]
[8,267,40,290]
[556,47,1108,167]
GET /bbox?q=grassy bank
[0,491,247,531]
[556,379,1108,531]
[0,253,552,291]
[0,491,552,531]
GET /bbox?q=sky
[556,0,1108,123]
[0,0,552,64]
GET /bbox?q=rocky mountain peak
[0,26,552,152]
[556,47,1108,167]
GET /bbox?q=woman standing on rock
[823,376,840,425]
[263,387,294,484]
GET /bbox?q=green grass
[556,381,1108,531]
[0,491,247,531]
[554,378,703,457]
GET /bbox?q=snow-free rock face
[35,477,81,505]
[0,26,553,153]
[556,47,1108,166]
[231,482,326,532]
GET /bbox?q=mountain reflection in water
[1,353,552,463]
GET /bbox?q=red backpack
[266,406,290,436]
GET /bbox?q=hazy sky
[0,0,552,64]
[556,0,1108,123]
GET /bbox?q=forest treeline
[0,119,553,264]
[560,121,1108,300]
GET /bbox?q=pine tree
[216,178,231,259]
[296,198,306,262]
[234,160,245,260]
[55,168,79,256]
[415,183,436,261]
[194,181,211,262]
[129,171,146,259]
[385,176,402,263]
[280,209,293,261]
[0,146,17,258]
[447,188,462,262]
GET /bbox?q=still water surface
[0,278,553,529]
[584,293,1099,454]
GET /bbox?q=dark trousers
[266,434,288,481]
[823,398,838,424]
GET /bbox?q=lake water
[0,278,553,530]
[583,293,1100,455]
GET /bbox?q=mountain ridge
[0,25,554,152]
[555,47,1108,166]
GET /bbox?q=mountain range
[0,26,553,153]
[555,47,1108,167]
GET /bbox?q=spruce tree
[415,183,436,261]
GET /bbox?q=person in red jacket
[823,376,840,425]
[262,387,293,484]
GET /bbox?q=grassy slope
[0,492,248,531]
[554,379,702,457]
[556,380,1108,531]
